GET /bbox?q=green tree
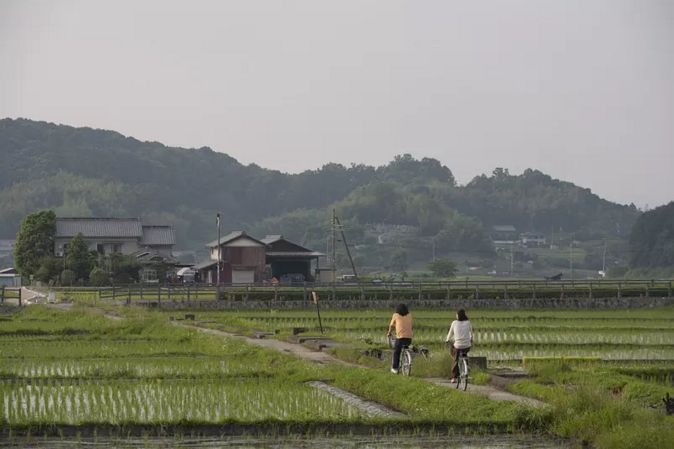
[389,249,408,272]
[427,258,457,277]
[89,267,109,286]
[34,257,63,284]
[13,210,56,278]
[60,269,75,286]
[65,233,94,282]
[109,253,141,284]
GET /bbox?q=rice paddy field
[193,308,674,364]
[1,303,673,449]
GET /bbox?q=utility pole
[335,215,358,278]
[509,242,514,277]
[216,213,221,285]
[569,234,574,280]
[332,209,336,283]
[602,239,607,273]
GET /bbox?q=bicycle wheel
[401,349,412,376]
[459,357,469,391]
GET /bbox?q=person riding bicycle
[445,308,473,383]
[387,303,413,374]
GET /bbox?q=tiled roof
[261,235,283,244]
[205,231,264,248]
[56,218,143,238]
[141,225,176,246]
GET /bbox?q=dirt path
[426,378,548,408]
[177,323,360,367]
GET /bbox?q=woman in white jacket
[445,309,473,383]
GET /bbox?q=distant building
[54,218,175,257]
[520,232,547,247]
[261,235,323,283]
[201,231,266,284]
[196,232,324,285]
[491,225,518,245]
[0,267,21,287]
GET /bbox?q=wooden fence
[48,279,674,304]
[0,286,22,305]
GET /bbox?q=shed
[261,235,324,283]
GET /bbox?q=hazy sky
[1,0,672,208]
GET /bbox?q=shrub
[89,267,109,286]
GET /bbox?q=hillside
[0,118,640,272]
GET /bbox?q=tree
[427,258,457,278]
[109,253,141,284]
[89,267,109,286]
[34,257,62,284]
[60,269,75,286]
[65,233,94,282]
[390,249,408,272]
[13,210,56,278]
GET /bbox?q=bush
[60,269,75,286]
[89,267,109,286]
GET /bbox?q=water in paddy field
[0,435,570,449]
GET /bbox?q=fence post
[187,286,191,302]
[474,286,479,300]
[668,281,672,299]
[0,286,4,304]
[112,286,116,301]
[503,284,508,300]
[588,282,593,299]
[388,284,393,301]
[418,283,422,301]
[18,287,21,307]
[127,287,131,305]
[560,285,564,300]
[532,283,536,300]
[446,284,450,300]
[158,285,161,305]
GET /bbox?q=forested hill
[0,118,640,251]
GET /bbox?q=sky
[1,0,673,208]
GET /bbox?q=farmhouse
[197,232,324,284]
[54,218,176,257]
[200,231,267,284]
[491,225,518,245]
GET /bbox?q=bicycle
[455,349,469,391]
[388,336,427,376]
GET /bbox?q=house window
[97,244,105,255]
[112,244,122,253]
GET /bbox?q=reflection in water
[0,435,569,449]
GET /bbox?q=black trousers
[392,338,412,370]
[451,346,470,378]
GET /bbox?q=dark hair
[396,303,409,316]
[457,309,468,321]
